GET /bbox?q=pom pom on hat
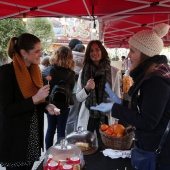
[153,23,170,38]
[128,23,170,57]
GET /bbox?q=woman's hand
[85,78,95,92]
[45,104,60,115]
[105,83,122,104]
[32,85,50,103]
[90,103,114,112]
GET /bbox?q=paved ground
[0,114,57,170]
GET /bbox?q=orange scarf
[13,53,45,104]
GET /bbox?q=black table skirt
[36,149,132,170]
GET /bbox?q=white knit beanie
[128,23,170,57]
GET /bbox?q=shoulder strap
[156,120,170,154]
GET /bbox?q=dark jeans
[6,164,33,170]
[87,117,101,138]
[87,116,108,139]
[45,108,70,150]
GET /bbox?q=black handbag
[131,120,170,170]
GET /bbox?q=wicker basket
[100,129,134,150]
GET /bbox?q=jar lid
[61,164,73,170]
[48,161,58,169]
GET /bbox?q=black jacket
[0,63,47,162]
[42,65,75,107]
[112,72,170,165]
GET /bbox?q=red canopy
[1,0,170,48]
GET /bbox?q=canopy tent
[0,0,170,48]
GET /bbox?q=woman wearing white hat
[90,23,170,170]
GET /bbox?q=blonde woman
[42,46,75,149]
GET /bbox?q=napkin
[102,149,131,159]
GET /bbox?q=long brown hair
[130,52,149,71]
[84,40,109,64]
[140,53,149,63]
[7,33,40,59]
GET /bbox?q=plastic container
[123,70,133,94]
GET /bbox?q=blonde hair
[50,46,75,70]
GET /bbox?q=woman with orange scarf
[0,33,60,170]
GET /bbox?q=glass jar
[43,139,84,170]
[65,126,98,155]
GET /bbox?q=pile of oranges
[100,123,125,137]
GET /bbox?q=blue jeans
[65,94,81,135]
[45,108,70,150]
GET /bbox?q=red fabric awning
[1,0,170,48]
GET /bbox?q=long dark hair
[7,33,40,59]
[84,40,109,64]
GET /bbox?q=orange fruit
[111,133,117,137]
[100,124,108,131]
[113,124,125,134]
[107,126,114,130]
[111,124,116,129]
[107,126,114,133]
[116,133,123,137]
[104,130,109,135]
[104,129,113,135]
